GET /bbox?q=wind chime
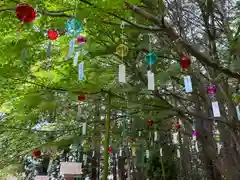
[180,55,192,93]
[77,94,86,137]
[46,29,58,58]
[74,36,87,66]
[65,18,82,60]
[16,3,36,39]
[117,22,130,158]
[233,94,240,120]
[208,84,221,117]
[192,124,199,152]
[146,33,156,91]
[118,21,128,83]
[33,149,41,159]
[16,3,36,65]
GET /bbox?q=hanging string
[148,32,152,70]
[118,21,127,83]
[120,21,127,140]
[74,0,78,17]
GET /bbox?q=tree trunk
[113,153,117,180]
[91,155,97,180]
[118,156,126,180]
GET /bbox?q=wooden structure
[60,162,82,180]
[34,175,49,180]
[7,176,18,180]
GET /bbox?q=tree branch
[125,1,240,80]
[103,20,161,31]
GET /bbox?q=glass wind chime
[180,55,192,93]
[46,29,59,58]
[192,124,199,152]
[65,1,82,61]
[77,95,87,137]
[173,120,182,158]
[179,54,198,150]
[65,18,82,60]
[16,3,36,39]
[208,84,221,117]
[16,3,36,65]
[146,33,156,90]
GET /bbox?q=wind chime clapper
[118,21,128,84]
[180,54,193,93]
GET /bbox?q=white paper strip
[118,64,126,83]
[132,147,136,156]
[47,159,53,173]
[146,150,150,159]
[177,149,180,158]
[92,151,95,157]
[160,148,163,157]
[83,154,87,165]
[173,132,178,144]
[217,143,222,154]
[236,105,240,120]
[212,101,221,117]
[193,135,196,141]
[78,62,84,80]
[46,41,52,58]
[74,51,80,66]
[147,71,155,90]
[184,75,193,93]
[154,131,158,141]
[68,38,75,58]
[33,26,41,32]
[82,122,86,135]
[195,141,199,152]
[119,148,122,156]
[77,104,81,118]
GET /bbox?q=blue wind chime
[65,18,82,60]
[65,18,84,81]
